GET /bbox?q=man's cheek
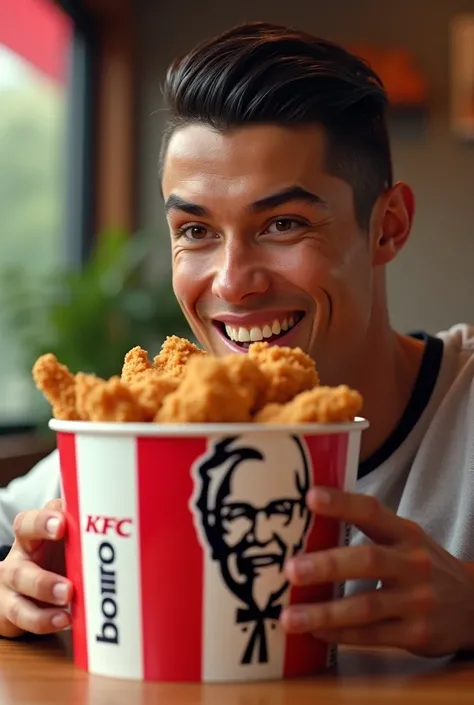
[280,516,307,551]
[223,518,253,548]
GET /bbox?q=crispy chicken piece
[153,335,207,379]
[75,373,146,422]
[127,373,180,420]
[248,341,319,407]
[121,346,153,383]
[32,354,78,420]
[254,385,363,424]
[157,355,254,423]
[218,355,267,412]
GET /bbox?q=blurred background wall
[137,0,474,334]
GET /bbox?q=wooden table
[0,631,473,704]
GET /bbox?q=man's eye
[175,224,213,241]
[263,218,306,234]
[221,504,253,521]
[267,500,294,516]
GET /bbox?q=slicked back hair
[160,22,393,230]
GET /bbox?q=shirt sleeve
[0,450,61,545]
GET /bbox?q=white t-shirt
[0,324,473,559]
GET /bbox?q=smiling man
[0,22,473,657]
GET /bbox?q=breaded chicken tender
[33,335,363,425]
[32,354,78,420]
[218,355,267,412]
[248,341,319,406]
[254,385,363,424]
[157,355,254,423]
[127,373,180,420]
[153,335,207,379]
[121,346,153,383]
[75,373,146,422]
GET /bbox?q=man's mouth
[213,312,305,349]
[247,554,281,567]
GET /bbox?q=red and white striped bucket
[51,418,368,682]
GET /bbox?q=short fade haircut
[161,21,393,230]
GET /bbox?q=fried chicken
[218,355,267,412]
[157,355,255,423]
[76,373,146,422]
[247,341,319,407]
[254,385,363,424]
[33,335,363,425]
[127,373,180,421]
[32,354,78,420]
[153,335,207,379]
[121,346,153,383]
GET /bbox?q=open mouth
[214,312,305,349]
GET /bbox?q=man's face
[209,434,310,608]
[162,123,374,383]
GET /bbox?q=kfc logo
[191,434,312,666]
[86,515,133,537]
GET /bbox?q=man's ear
[369,182,415,266]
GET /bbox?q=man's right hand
[0,499,72,637]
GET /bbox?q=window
[0,0,93,429]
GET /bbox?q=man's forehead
[162,123,327,199]
[216,434,308,500]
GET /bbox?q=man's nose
[251,511,274,545]
[211,240,270,304]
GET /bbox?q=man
[192,433,311,666]
[0,22,473,655]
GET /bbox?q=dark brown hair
[161,22,393,229]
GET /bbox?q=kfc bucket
[50,417,368,683]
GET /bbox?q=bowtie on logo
[236,603,282,664]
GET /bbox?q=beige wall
[137,0,474,334]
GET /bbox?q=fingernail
[51,612,69,629]
[46,517,60,537]
[52,583,69,604]
[310,488,332,506]
[292,557,314,579]
[284,608,310,631]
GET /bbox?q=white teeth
[250,327,263,341]
[238,327,251,342]
[271,320,281,336]
[223,314,300,342]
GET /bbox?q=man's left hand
[281,487,474,656]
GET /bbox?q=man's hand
[0,499,72,638]
[281,487,474,656]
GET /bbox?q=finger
[5,560,72,606]
[306,618,431,652]
[286,544,431,586]
[13,508,66,555]
[44,498,64,512]
[4,593,70,636]
[307,488,418,544]
[281,584,434,634]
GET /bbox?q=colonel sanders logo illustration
[191,433,312,666]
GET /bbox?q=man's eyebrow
[164,194,210,217]
[164,185,327,217]
[250,186,327,212]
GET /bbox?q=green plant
[0,229,190,420]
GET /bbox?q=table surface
[0,631,473,704]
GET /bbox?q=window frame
[59,0,97,263]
